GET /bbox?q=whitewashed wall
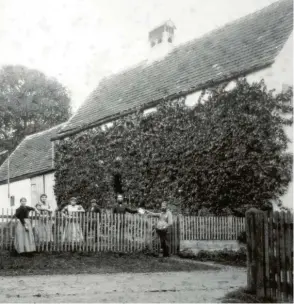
[0,178,32,210]
[44,172,57,210]
[31,175,45,206]
[0,172,57,210]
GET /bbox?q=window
[10,196,15,207]
[282,83,293,105]
[143,107,157,116]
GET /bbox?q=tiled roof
[0,124,64,183]
[60,0,293,136]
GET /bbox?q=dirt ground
[0,264,246,303]
[0,251,220,275]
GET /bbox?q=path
[0,264,246,303]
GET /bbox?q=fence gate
[246,209,293,303]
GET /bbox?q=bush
[54,79,293,213]
[179,247,247,267]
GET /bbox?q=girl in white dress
[35,194,53,243]
[61,197,85,243]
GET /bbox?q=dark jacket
[14,206,34,226]
[113,204,137,214]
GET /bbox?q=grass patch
[221,287,277,303]
[0,250,218,276]
[179,247,247,267]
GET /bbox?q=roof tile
[61,0,293,135]
[0,124,64,182]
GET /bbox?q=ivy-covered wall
[54,79,293,215]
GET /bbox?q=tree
[54,79,292,215]
[0,65,71,165]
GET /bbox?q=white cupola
[147,20,176,63]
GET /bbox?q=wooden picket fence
[0,210,180,254]
[180,216,245,240]
[246,209,293,303]
[0,209,246,254]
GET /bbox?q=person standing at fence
[61,197,85,243]
[87,199,101,242]
[88,199,102,214]
[145,202,173,257]
[55,201,68,239]
[34,194,53,244]
[113,194,138,215]
[113,194,138,249]
[13,197,40,254]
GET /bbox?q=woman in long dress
[62,197,85,243]
[13,197,40,254]
[34,194,53,244]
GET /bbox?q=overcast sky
[0,0,278,111]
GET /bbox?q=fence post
[246,209,255,292]
[246,208,259,293]
[246,208,267,297]
[176,215,181,254]
[255,210,266,298]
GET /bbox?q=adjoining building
[0,124,64,209]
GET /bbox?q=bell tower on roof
[147,20,176,63]
[148,20,176,48]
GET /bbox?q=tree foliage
[54,79,293,215]
[0,65,71,165]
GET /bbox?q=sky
[0,0,278,112]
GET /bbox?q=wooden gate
[246,209,293,302]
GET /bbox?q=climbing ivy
[54,79,293,215]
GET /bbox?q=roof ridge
[59,0,293,137]
[0,136,26,172]
[59,111,85,134]
[0,123,65,181]
[167,0,292,54]
[25,123,65,140]
[0,123,65,170]
[82,0,291,91]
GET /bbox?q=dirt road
[0,264,246,303]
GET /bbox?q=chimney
[147,20,176,62]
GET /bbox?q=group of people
[11,193,173,257]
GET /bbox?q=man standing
[113,194,137,249]
[145,202,173,257]
[88,199,101,214]
[113,194,137,214]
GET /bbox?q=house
[53,0,292,210]
[0,124,64,209]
